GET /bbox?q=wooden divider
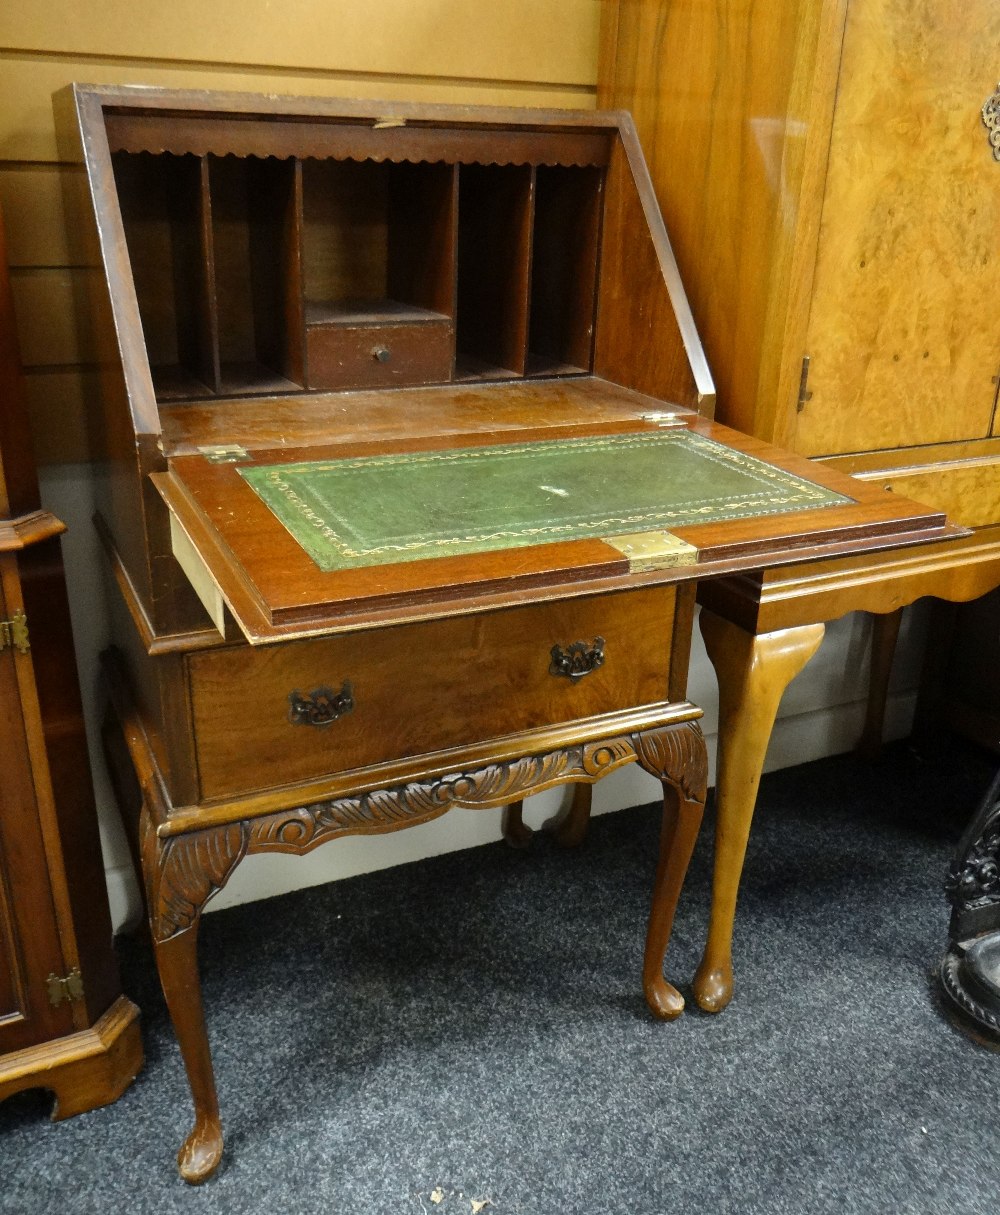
[109,147,608,402]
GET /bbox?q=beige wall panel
[22,368,98,464]
[0,0,599,87]
[9,267,99,365]
[0,165,95,267]
[0,55,597,164]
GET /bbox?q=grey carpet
[1,741,998,1215]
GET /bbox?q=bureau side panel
[599,0,839,443]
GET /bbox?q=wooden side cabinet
[599,0,1000,507]
[0,208,141,1117]
[599,0,1000,746]
[596,0,1000,1010]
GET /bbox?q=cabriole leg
[694,611,824,1013]
[633,721,708,1019]
[502,799,533,848]
[503,784,594,850]
[642,779,705,1019]
[153,922,224,1183]
[142,813,248,1183]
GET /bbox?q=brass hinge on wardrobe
[0,609,29,654]
[797,355,813,413]
[46,968,85,1007]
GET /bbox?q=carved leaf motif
[144,722,707,935]
[149,823,249,942]
[632,721,708,802]
[248,737,657,858]
[246,727,703,861]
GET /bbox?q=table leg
[550,783,593,848]
[153,923,224,1184]
[501,784,593,849]
[634,722,708,1019]
[857,608,903,759]
[129,722,706,1181]
[141,813,248,1183]
[101,702,148,928]
[502,799,533,848]
[694,611,825,1013]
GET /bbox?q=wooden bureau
[64,85,958,1182]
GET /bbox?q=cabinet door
[795,0,1000,456]
[0,576,75,1055]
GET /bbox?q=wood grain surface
[796,0,1000,455]
[189,585,676,801]
[152,387,949,644]
[598,0,846,444]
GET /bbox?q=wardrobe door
[795,0,1000,456]
[0,575,76,1056]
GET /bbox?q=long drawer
[187,587,678,801]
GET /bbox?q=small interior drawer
[305,302,453,390]
[187,586,677,801]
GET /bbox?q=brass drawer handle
[288,681,354,727]
[549,637,605,681]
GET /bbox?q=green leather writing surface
[239,431,850,572]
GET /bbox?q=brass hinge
[46,968,85,1007]
[603,530,699,572]
[797,355,813,413]
[198,443,249,464]
[0,609,29,654]
[640,411,686,428]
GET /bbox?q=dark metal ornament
[288,681,354,726]
[940,765,1000,1045]
[549,636,605,680]
[982,83,1000,162]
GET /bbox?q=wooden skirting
[826,448,1000,529]
[697,526,1000,634]
[0,995,142,1120]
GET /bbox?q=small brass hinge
[46,968,85,1007]
[603,531,699,572]
[640,411,686,428]
[797,355,813,413]
[0,609,29,654]
[198,444,249,464]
